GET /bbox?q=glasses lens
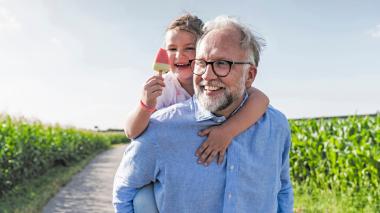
[192,59,206,75]
[195,59,206,67]
[213,60,231,76]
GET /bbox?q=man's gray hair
[199,16,265,67]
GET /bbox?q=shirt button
[229,165,234,171]
[228,192,232,199]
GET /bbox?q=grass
[0,149,104,213]
[294,184,380,213]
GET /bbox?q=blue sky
[0,0,379,129]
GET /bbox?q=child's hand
[195,126,233,166]
[141,75,165,108]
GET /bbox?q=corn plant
[289,114,380,206]
[0,114,128,196]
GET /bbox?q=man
[113,16,293,212]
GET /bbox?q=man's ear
[245,65,257,88]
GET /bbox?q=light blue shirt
[113,95,293,213]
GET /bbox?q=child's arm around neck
[196,87,269,165]
[219,87,269,137]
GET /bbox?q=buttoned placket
[223,138,239,212]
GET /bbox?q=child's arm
[195,87,269,166]
[124,75,165,139]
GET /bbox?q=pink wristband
[140,100,156,113]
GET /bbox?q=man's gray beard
[194,69,248,113]
[195,89,234,113]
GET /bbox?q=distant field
[0,114,128,197]
[0,113,378,211]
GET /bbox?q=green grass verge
[294,184,380,213]
[0,149,105,213]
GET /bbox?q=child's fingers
[217,151,225,165]
[142,85,163,107]
[150,90,162,99]
[145,78,165,88]
[198,128,212,136]
[204,150,218,166]
[145,84,164,99]
[148,75,164,81]
[146,85,164,94]
[151,75,165,84]
[195,143,208,157]
[144,76,157,83]
[143,81,165,93]
[144,76,163,87]
[198,147,212,164]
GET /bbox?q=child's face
[165,30,197,85]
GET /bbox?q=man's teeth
[204,86,220,91]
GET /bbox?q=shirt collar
[193,92,249,123]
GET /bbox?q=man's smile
[199,82,225,96]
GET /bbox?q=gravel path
[43,144,126,213]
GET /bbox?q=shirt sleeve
[112,139,158,213]
[277,126,294,213]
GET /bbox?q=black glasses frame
[190,59,253,77]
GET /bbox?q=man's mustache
[198,80,225,88]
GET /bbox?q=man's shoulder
[134,98,195,144]
[263,105,290,130]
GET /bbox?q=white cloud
[0,7,21,31]
[368,24,380,38]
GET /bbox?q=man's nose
[201,64,217,80]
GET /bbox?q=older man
[113,16,293,213]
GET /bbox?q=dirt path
[43,144,127,213]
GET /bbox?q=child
[125,14,269,166]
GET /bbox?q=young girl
[125,14,269,213]
[125,14,269,165]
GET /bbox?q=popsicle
[153,48,170,75]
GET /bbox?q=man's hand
[195,126,233,166]
[141,75,165,108]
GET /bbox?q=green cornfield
[0,114,128,196]
[289,114,380,209]
[1,113,379,209]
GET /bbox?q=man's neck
[214,95,245,118]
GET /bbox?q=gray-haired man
[113,16,293,213]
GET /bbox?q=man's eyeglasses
[190,59,253,77]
